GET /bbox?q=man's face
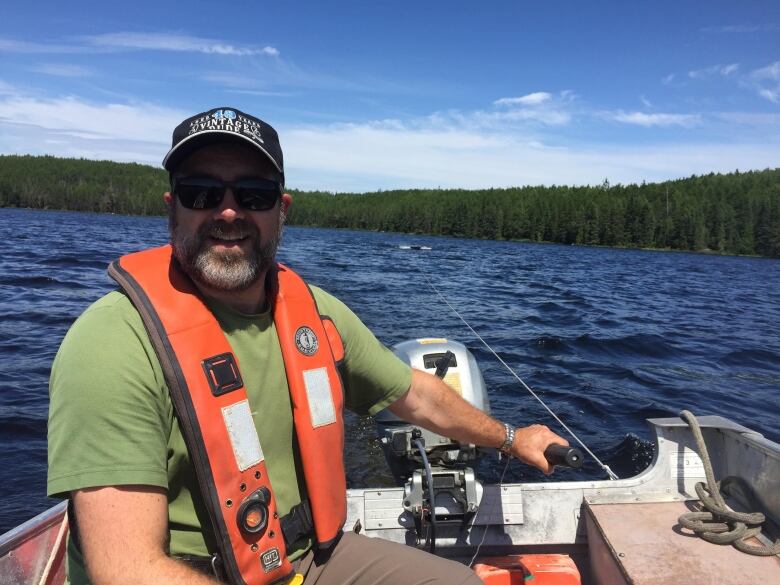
[168,142,288,293]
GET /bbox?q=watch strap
[500,422,515,454]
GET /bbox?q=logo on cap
[244,125,264,143]
[295,327,318,356]
[164,106,282,175]
[213,109,236,120]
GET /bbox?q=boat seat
[584,499,780,584]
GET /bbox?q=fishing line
[467,455,511,567]
[414,263,619,481]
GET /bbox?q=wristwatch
[500,422,515,454]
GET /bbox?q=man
[48,107,567,585]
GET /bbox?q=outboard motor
[375,338,490,538]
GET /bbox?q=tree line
[0,155,169,216]
[1,154,779,257]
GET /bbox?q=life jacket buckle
[281,500,314,550]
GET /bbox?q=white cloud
[753,61,780,81]
[466,107,571,127]
[281,121,780,191]
[0,96,184,164]
[758,89,779,103]
[0,34,279,58]
[0,38,85,54]
[4,33,406,97]
[688,63,740,79]
[609,111,701,128]
[661,73,675,85]
[682,60,780,104]
[494,92,552,106]
[640,95,653,109]
[749,61,780,103]
[227,89,298,98]
[200,73,302,94]
[482,91,572,126]
[687,66,710,79]
[560,90,576,101]
[716,112,780,126]
[201,59,412,95]
[0,93,778,192]
[0,79,16,95]
[83,32,278,57]
[30,63,94,77]
[701,24,777,34]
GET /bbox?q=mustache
[198,219,259,240]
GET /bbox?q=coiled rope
[416,266,618,481]
[677,410,780,556]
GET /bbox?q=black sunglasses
[172,177,282,211]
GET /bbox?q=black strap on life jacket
[280,500,314,550]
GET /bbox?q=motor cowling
[375,338,491,483]
[375,339,490,531]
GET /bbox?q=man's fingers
[512,424,570,474]
[534,455,554,475]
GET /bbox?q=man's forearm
[82,525,222,585]
[388,369,567,473]
[74,487,222,585]
[89,555,222,585]
[389,368,506,447]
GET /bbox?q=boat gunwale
[0,501,66,557]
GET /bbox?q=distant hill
[1,154,779,257]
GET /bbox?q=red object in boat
[473,554,581,585]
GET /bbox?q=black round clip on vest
[237,487,271,535]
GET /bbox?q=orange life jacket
[109,245,347,585]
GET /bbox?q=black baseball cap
[162,107,284,183]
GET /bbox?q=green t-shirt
[47,284,411,583]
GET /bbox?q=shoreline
[1,206,771,260]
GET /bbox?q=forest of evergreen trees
[1,154,779,257]
[0,155,169,216]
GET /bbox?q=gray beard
[170,213,282,293]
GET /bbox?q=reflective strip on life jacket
[108,245,345,584]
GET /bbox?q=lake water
[1,207,779,534]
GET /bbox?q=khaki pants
[292,532,483,585]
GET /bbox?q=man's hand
[72,486,219,585]
[388,369,568,475]
[510,424,568,475]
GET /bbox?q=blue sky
[1,1,779,191]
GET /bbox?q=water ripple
[1,209,779,534]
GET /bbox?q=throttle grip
[543,444,584,469]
